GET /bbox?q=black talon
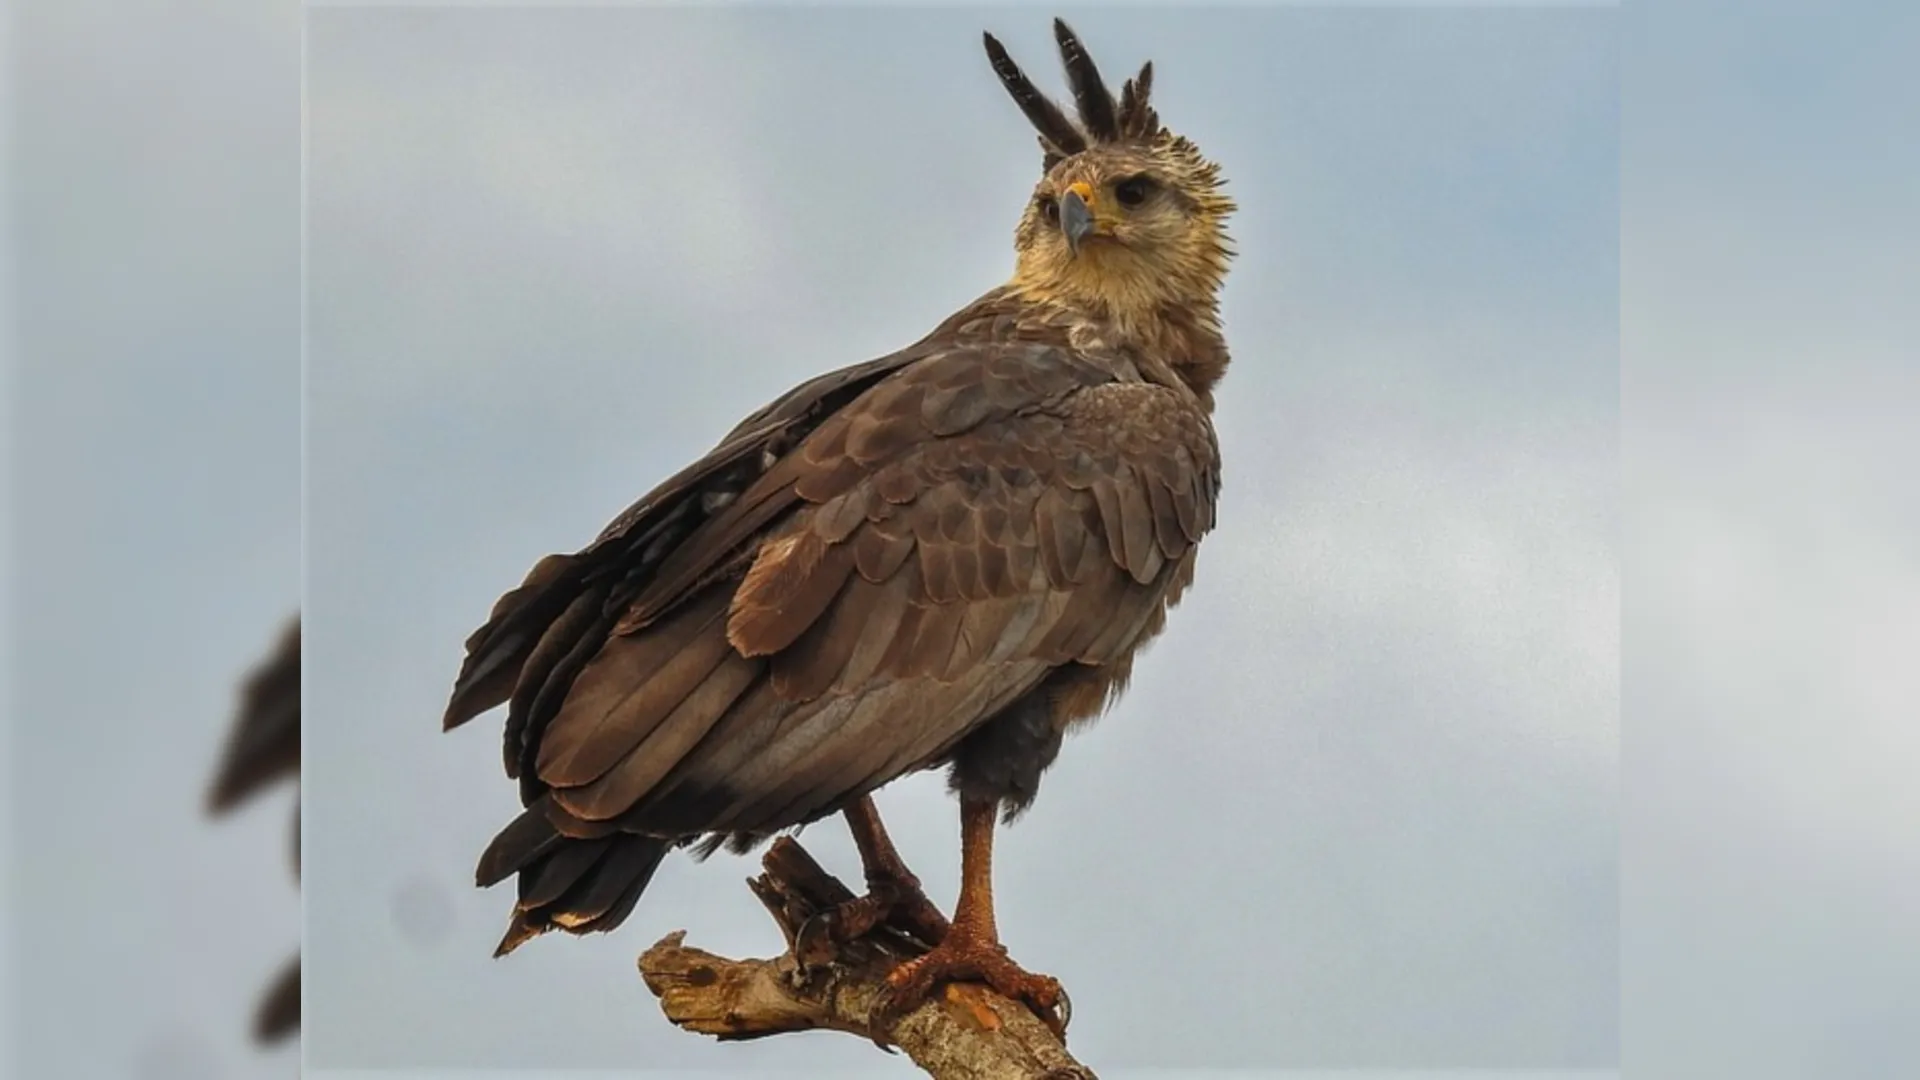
[793,912,840,974]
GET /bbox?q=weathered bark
[638,837,1096,1080]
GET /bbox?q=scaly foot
[866,923,1068,1046]
[794,864,951,969]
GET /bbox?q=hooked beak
[1060,181,1097,256]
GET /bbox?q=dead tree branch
[637,837,1096,1080]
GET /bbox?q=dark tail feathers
[477,803,674,957]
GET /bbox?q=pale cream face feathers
[1010,141,1236,326]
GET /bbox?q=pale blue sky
[1619,2,1920,1075]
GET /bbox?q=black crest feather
[983,31,1087,159]
[984,18,1163,165]
[1118,61,1158,138]
[1052,19,1119,141]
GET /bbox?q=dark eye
[1114,175,1155,207]
[1037,195,1059,223]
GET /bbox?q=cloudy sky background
[304,5,1617,1072]
[1619,2,1920,1075]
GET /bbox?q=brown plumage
[206,614,301,1043]
[444,17,1235,1029]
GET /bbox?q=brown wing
[440,352,933,778]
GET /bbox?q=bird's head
[988,20,1235,328]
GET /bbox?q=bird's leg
[796,796,951,964]
[866,793,1067,1045]
[844,795,953,946]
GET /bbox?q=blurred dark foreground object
[205,616,302,1043]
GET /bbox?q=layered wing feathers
[531,341,1216,839]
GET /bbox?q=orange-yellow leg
[867,793,1067,1045]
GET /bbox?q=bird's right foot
[866,921,1069,1046]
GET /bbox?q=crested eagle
[443,18,1234,1035]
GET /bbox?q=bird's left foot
[865,924,1069,1046]
[794,864,951,971]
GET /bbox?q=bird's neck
[1004,280,1230,410]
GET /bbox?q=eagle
[206,615,302,1044]
[443,18,1234,1037]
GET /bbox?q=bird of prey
[206,615,302,1044]
[443,18,1233,1036]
